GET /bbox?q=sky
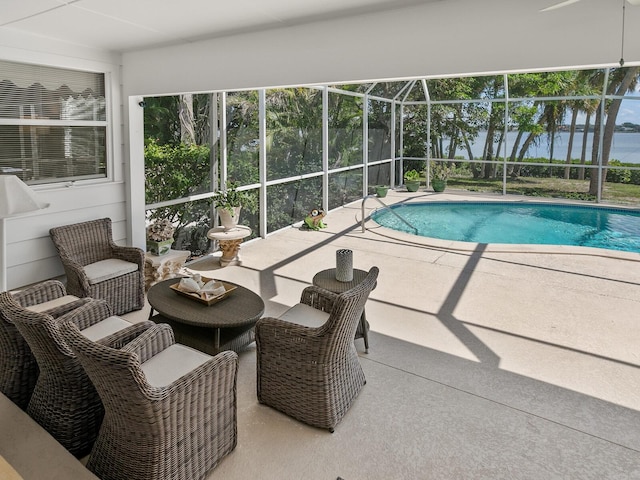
[614,99,640,125]
[573,98,640,125]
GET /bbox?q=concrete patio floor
[127,189,640,479]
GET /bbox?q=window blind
[0,60,107,184]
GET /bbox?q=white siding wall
[0,31,127,290]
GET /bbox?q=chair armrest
[146,349,238,401]
[59,298,112,330]
[121,323,175,364]
[255,316,326,360]
[256,316,323,338]
[12,280,67,306]
[299,285,339,313]
[53,303,112,358]
[97,320,156,350]
[46,297,92,318]
[112,245,145,269]
[63,258,93,291]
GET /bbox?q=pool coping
[363,190,640,262]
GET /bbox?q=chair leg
[360,311,369,353]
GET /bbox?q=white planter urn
[217,206,242,231]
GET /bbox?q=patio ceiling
[0,0,446,52]
[2,0,635,55]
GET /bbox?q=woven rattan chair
[49,218,145,315]
[60,322,238,480]
[3,297,153,457]
[256,266,379,432]
[0,280,88,410]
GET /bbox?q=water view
[461,131,640,164]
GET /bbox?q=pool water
[371,202,640,253]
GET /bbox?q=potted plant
[403,169,421,192]
[430,161,455,192]
[146,218,175,255]
[375,185,389,198]
[215,181,256,231]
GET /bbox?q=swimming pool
[371,201,640,254]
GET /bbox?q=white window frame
[0,60,112,186]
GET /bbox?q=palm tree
[577,98,599,181]
[569,69,604,181]
[588,66,640,196]
[563,70,601,179]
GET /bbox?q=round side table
[312,268,374,352]
[207,226,252,267]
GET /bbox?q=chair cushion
[80,315,132,342]
[140,344,212,388]
[25,295,80,313]
[279,303,330,328]
[84,259,139,285]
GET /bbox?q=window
[0,60,107,184]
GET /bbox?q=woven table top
[147,278,264,328]
[312,268,371,293]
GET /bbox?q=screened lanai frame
[144,84,401,250]
[144,65,640,254]
[399,69,640,202]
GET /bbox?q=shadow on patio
[130,190,640,479]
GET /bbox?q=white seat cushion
[140,344,212,388]
[279,303,330,328]
[80,315,132,341]
[84,259,138,285]
[25,295,80,313]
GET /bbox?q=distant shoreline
[461,131,640,164]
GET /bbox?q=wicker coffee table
[147,278,265,355]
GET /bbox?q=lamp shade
[0,175,50,217]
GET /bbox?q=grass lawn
[446,176,640,206]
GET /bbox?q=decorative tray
[169,277,237,306]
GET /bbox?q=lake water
[459,131,640,164]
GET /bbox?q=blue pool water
[371,202,640,253]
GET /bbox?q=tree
[507,103,541,176]
[144,94,213,146]
[423,77,491,178]
[563,70,601,179]
[265,88,323,178]
[588,66,640,196]
[178,94,195,145]
[144,139,213,256]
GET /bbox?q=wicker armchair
[256,266,379,432]
[49,218,145,315]
[0,280,88,410]
[60,322,238,480]
[3,297,153,457]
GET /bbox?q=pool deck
[123,189,640,479]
